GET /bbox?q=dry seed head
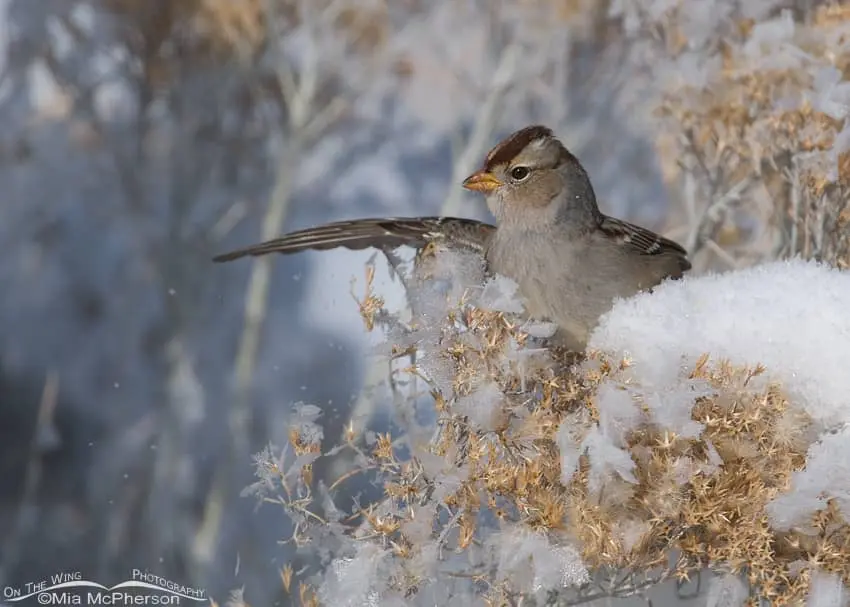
[288,427,321,455]
[317,247,850,602]
[373,432,395,461]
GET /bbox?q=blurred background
[0,0,846,605]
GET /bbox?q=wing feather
[599,215,691,274]
[213,217,495,262]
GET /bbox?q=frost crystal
[291,402,324,444]
[318,545,389,607]
[812,67,850,121]
[453,380,504,431]
[475,275,526,314]
[706,573,748,607]
[807,571,848,607]
[583,427,638,493]
[767,424,850,530]
[556,411,587,485]
[494,528,589,596]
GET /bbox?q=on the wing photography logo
[2,570,206,605]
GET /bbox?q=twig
[685,174,754,255]
[436,507,464,560]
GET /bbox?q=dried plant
[240,8,850,602]
[250,268,849,604]
[632,3,850,270]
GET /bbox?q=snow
[5,0,847,603]
[587,258,850,542]
[589,259,850,428]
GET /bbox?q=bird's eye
[510,166,530,181]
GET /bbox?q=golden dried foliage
[195,0,266,53]
[100,0,390,88]
[351,265,385,332]
[278,295,850,603]
[103,0,264,60]
[653,4,850,268]
[288,427,322,456]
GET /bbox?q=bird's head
[462,125,600,229]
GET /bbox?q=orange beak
[462,170,503,194]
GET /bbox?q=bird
[213,125,691,350]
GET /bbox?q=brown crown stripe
[483,125,554,171]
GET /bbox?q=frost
[318,544,389,607]
[744,10,795,57]
[453,380,504,431]
[522,320,558,339]
[242,444,285,498]
[740,0,787,21]
[493,528,589,596]
[706,573,748,607]
[673,53,723,89]
[475,275,525,314]
[431,464,469,503]
[400,247,491,397]
[679,0,732,50]
[705,440,723,468]
[593,366,708,447]
[400,503,437,545]
[639,382,709,438]
[767,424,850,530]
[811,67,850,120]
[556,410,588,485]
[595,384,643,442]
[807,571,848,607]
[583,427,638,492]
[615,520,651,553]
[291,402,324,445]
[557,389,640,493]
[405,247,485,332]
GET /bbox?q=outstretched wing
[213,217,496,262]
[599,215,692,275]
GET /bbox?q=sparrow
[214,125,691,350]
